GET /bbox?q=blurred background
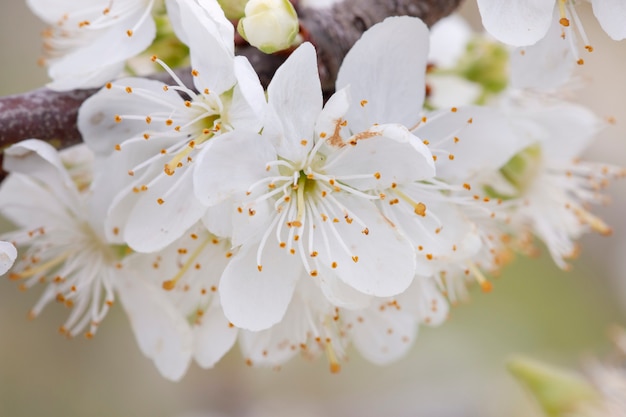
[1,1,626,416]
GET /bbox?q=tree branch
[0,0,463,173]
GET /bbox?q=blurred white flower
[476,0,626,60]
[120,225,236,381]
[27,0,157,90]
[484,95,625,269]
[0,140,125,338]
[238,273,448,372]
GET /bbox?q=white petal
[231,198,275,247]
[477,0,554,46]
[78,77,184,155]
[419,106,532,182]
[193,131,277,206]
[412,277,449,327]
[201,201,235,238]
[167,0,234,50]
[95,139,170,243]
[592,0,626,40]
[318,267,372,310]
[429,15,473,68]
[519,101,600,160]
[219,241,300,331]
[229,56,267,132]
[336,16,429,131]
[0,241,17,276]
[46,8,156,90]
[172,0,235,94]
[510,17,575,90]
[117,271,193,381]
[26,0,85,22]
[426,75,482,109]
[193,301,238,368]
[347,298,418,365]
[314,86,351,141]
[315,194,416,297]
[265,42,322,162]
[125,167,207,252]
[323,124,435,190]
[238,289,314,366]
[0,172,71,228]
[3,139,80,207]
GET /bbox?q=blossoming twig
[0,0,462,179]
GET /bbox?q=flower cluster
[1,0,624,381]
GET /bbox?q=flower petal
[419,106,532,182]
[3,139,80,207]
[193,131,277,206]
[0,241,17,276]
[125,166,207,252]
[429,15,473,68]
[168,0,236,94]
[476,0,554,46]
[336,16,429,131]
[219,241,300,331]
[510,17,575,90]
[0,170,71,228]
[193,300,238,368]
[238,290,313,366]
[265,42,322,162]
[346,298,418,365]
[314,86,351,141]
[318,267,372,310]
[518,101,600,160]
[78,77,184,156]
[323,123,435,190]
[45,8,156,90]
[411,276,449,327]
[117,271,193,381]
[229,56,267,132]
[592,0,626,40]
[314,194,416,297]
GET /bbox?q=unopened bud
[237,0,300,54]
[508,356,600,417]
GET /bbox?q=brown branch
[0,0,463,174]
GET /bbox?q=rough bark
[0,0,463,174]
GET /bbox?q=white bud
[237,0,300,54]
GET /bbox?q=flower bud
[237,0,299,54]
[508,356,601,417]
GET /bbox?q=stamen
[325,339,341,373]
[466,262,492,293]
[162,235,213,290]
[394,189,427,216]
[572,206,612,235]
[9,252,70,281]
[558,0,570,26]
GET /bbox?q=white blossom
[27,0,157,90]
[483,94,625,269]
[78,0,266,253]
[194,17,437,331]
[0,140,125,338]
[120,225,236,381]
[476,0,626,58]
